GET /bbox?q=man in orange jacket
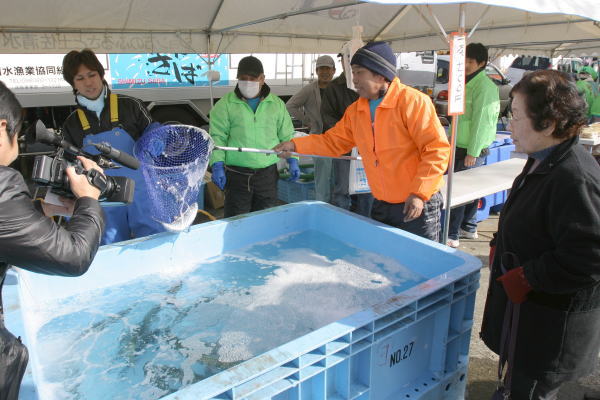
[275,41,450,241]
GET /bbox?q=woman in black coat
[480,70,600,399]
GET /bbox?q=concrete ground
[195,205,600,399]
[460,214,600,400]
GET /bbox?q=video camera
[26,121,136,204]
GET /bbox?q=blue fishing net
[134,124,214,231]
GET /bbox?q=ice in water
[32,230,426,400]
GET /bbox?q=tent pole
[426,5,449,42]
[208,0,225,32]
[414,6,448,46]
[212,1,365,34]
[207,35,214,109]
[372,5,411,41]
[442,3,466,245]
[468,5,491,38]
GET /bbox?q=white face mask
[238,80,260,99]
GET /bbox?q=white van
[506,56,584,84]
[553,57,584,79]
[505,56,551,85]
[396,51,437,97]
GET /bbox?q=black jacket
[0,166,104,279]
[481,136,600,383]
[0,166,104,398]
[320,74,359,131]
[62,87,152,148]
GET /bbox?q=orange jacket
[293,78,450,203]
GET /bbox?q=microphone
[34,120,85,157]
[92,142,141,170]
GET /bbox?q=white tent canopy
[1,0,599,55]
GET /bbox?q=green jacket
[591,95,600,117]
[577,80,600,117]
[457,69,500,157]
[209,86,294,168]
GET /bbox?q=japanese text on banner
[448,33,466,115]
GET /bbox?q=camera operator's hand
[66,156,103,200]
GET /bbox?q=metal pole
[214,146,361,161]
[207,35,215,108]
[211,1,365,34]
[443,115,459,245]
[442,3,466,245]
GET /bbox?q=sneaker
[446,238,460,248]
[459,228,478,239]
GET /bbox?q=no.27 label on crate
[377,337,417,368]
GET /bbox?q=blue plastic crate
[484,141,515,166]
[278,179,316,203]
[7,202,481,400]
[490,201,506,214]
[472,135,516,221]
[474,190,504,222]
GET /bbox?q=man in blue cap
[276,42,450,241]
[322,52,373,217]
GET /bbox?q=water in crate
[30,230,426,400]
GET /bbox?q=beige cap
[316,55,335,69]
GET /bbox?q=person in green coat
[576,66,600,121]
[209,56,299,217]
[447,43,500,248]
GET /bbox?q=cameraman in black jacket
[0,81,105,399]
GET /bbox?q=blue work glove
[142,121,162,137]
[211,162,226,190]
[287,158,300,182]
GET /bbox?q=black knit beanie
[351,41,397,82]
[237,56,264,78]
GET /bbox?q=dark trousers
[448,147,487,240]
[224,164,279,218]
[370,191,443,241]
[510,369,563,400]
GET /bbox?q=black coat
[0,166,104,279]
[62,87,152,148]
[320,74,359,131]
[481,136,600,384]
[0,165,105,398]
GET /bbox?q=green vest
[456,70,500,157]
[209,91,294,168]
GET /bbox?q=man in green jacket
[209,56,298,217]
[576,66,600,121]
[447,43,500,248]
